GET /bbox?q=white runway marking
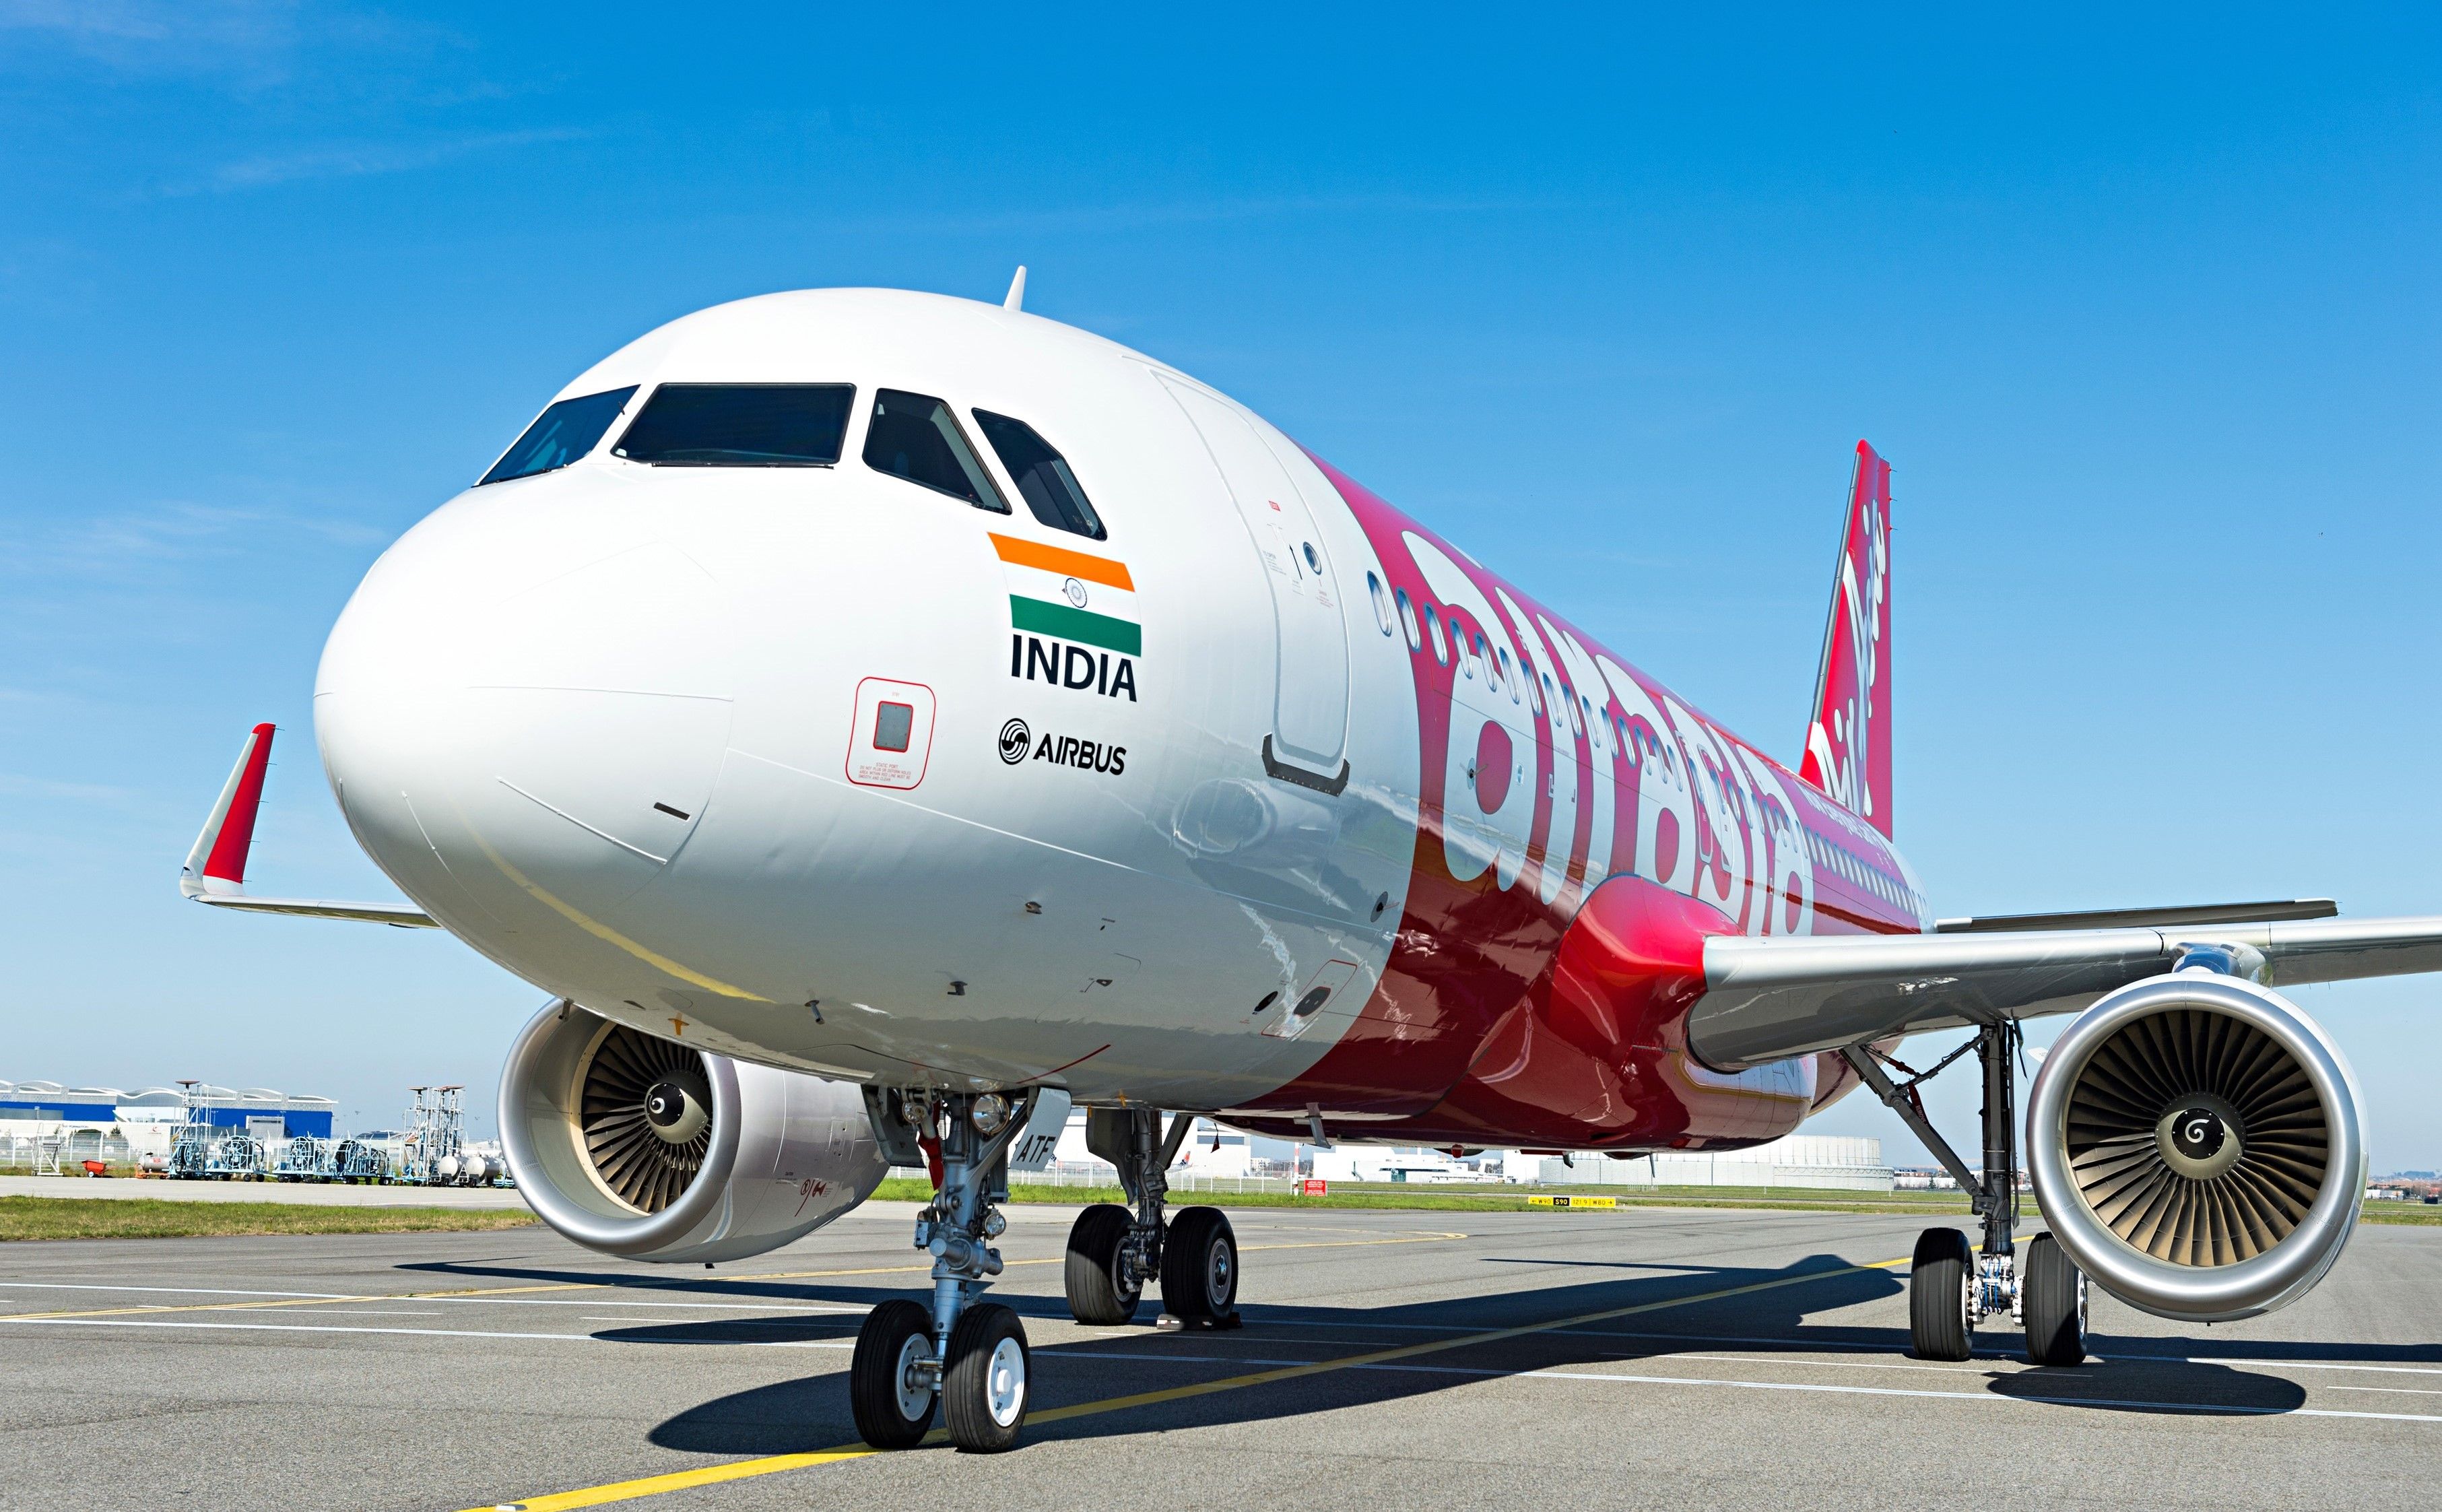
[6,1282,358,1299]
[0,1280,870,1313]
[2178,1358,2442,1377]
[0,1317,858,1348]
[1511,1367,2442,1424]
[15,1289,2429,1426]
[1046,1348,2442,1424]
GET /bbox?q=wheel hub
[985,1336,1026,1426]
[892,1333,933,1419]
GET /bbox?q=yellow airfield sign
[1527,1194,1618,1210]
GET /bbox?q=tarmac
[2,1198,2437,1511]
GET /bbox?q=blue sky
[4,4,2438,1163]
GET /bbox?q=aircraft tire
[850,1298,937,1449]
[2020,1231,2088,1367]
[1064,1202,1142,1325]
[1909,1226,1973,1362]
[1160,1206,1239,1321]
[942,1302,1030,1453]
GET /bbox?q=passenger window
[1393,587,1422,651]
[480,386,638,485]
[972,409,1104,537]
[1366,572,1395,636]
[1426,607,1449,665]
[864,391,1009,511]
[613,384,853,466]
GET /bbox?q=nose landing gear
[1064,1108,1241,1330]
[850,1088,1038,1452]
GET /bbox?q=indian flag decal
[990,533,1140,656]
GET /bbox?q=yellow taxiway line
[463,1255,1907,1511]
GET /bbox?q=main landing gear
[1841,1022,2089,1368]
[1063,1108,1241,1330]
[851,1089,1038,1453]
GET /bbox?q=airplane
[180,271,2440,1452]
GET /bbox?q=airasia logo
[791,1177,831,1218]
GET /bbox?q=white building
[1038,1109,1255,1179]
[1536,1134,1892,1192]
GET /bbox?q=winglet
[182,722,275,898]
[1003,265,1027,312]
[178,722,440,927]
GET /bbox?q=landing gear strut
[1065,1108,1240,1329]
[850,1088,1036,1452]
[1840,1021,2087,1367]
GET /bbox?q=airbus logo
[1001,718,1127,777]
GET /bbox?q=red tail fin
[1800,442,1892,835]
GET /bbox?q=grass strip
[2361,1205,2442,1226]
[9,1185,2425,1240]
[0,1196,539,1242]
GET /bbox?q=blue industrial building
[0,1081,337,1142]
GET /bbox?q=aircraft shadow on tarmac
[397,1251,2374,1452]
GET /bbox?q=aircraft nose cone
[316,485,735,941]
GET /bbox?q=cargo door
[1157,374,1351,788]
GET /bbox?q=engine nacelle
[498,1000,887,1264]
[2026,971,2367,1322]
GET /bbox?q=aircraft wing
[179,722,439,930]
[1690,913,2442,1067]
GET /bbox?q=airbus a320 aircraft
[183,274,2440,1451]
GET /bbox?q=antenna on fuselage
[1002,265,1027,312]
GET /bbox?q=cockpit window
[478,387,638,486]
[863,390,1008,511]
[972,410,1106,539]
[612,384,854,466]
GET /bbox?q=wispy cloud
[0,1,459,89]
[160,125,588,196]
[0,771,140,808]
[814,191,1585,240]
[0,0,284,44]
[4,500,390,587]
[0,0,306,80]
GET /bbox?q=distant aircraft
[183,277,2434,1451]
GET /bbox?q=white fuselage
[318,287,1926,1135]
[317,289,1425,1109]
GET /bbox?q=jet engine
[498,1000,887,1264]
[2026,970,2367,1322]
